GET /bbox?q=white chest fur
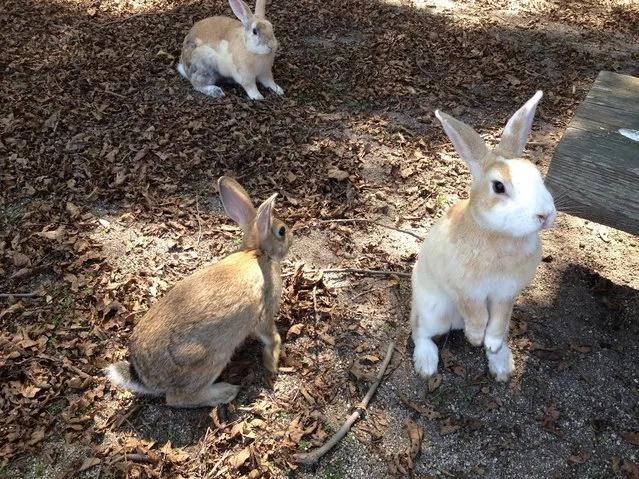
[418,222,542,303]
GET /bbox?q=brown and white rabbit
[106,177,292,407]
[176,0,283,100]
[411,91,556,382]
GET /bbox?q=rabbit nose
[537,209,555,228]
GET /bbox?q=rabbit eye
[277,226,286,237]
[252,27,258,35]
[492,181,506,194]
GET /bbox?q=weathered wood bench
[545,71,639,235]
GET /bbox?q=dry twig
[195,193,203,246]
[320,268,411,278]
[0,291,38,299]
[312,285,320,322]
[294,341,396,465]
[321,218,423,240]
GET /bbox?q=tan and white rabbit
[411,91,556,382]
[106,177,292,407]
[176,0,283,100]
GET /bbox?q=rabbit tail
[105,360,161,396]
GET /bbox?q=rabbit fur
[177,0,283,100]
[106,176,292,408]
[411,91,556,382]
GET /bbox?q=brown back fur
[130,249,283,393]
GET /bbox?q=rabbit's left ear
[229,0,254,25]
[435,110,490,179]
[218,176,256,230]
[498,91,543,157]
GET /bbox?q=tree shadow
[398,261,638,477]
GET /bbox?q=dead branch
[321,218,423,240]
[0,291,38,299]
[104,89,128,100]
[195,193,203,246]
[312,286,320,323]
[320,268,411,278]
[283,266,411,279]
[294,341,396,465]
[124,453,154,464]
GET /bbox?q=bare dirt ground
[1,0,638,478]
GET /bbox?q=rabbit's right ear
[255,193,277,243]
[218,176,256,229]
[254,0,266,18]
[229,0,254,25]
[435,110,490,179]
[498,91,543,157]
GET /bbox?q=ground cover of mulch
[1,0,638,477]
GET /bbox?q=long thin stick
[321,268,411,278]
[294,341,396,465]
[321,219,423,240]
[195,193,203,246]
[0,292,38,299]
[282,268,411,279]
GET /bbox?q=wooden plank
[586,71,639,115]
[573,102,639,131]
[545,71,639,235]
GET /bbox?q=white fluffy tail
[105,361,161,396]
[176,63,188,79]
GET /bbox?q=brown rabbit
[106,177,292,408]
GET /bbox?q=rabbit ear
[254,0,266,18]
[229,0,254,25]
[498,90,543,157]
[435,110,490,178]
[255,193,277,243]
[218,176,256,229]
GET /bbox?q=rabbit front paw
[262,350,279,374]
[484,334,504,353]
[487,345,514,382]
[464,326,484,347]
[413,339,439,379]
[244,85,265,100]
[269,84,284,96]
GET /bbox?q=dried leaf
[569,454,590,465]
[27,428,46,446]
[66,202,81,217]
[286,323,304,339]
[21,384,41,398]
[78,457,101,471]
[569,341,592,353]
[12,252,31,268]
[621,431,639,445]
[439,418,460,436]
[428,374,442,393]
[327,166,349,181]
[39,225,66,241]
[403,417,424,470]
[452,365,467,377]
[440,348,455,369]
[42,110,60,131]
